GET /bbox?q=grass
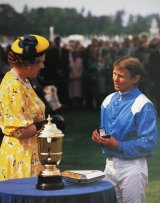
[61,110,105,170]
[146,117,160,203]
[60,110,160,203]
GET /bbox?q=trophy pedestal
[36,175,64,190]
[36,165,64,190]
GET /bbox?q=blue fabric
[100,87,158,159]
[0,177,117,203]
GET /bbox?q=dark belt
[107,157,113,161]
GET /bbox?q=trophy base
[36,175,64,190]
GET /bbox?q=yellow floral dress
[0,70,45,181]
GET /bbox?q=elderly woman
[0,34,49,180]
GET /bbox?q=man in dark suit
[148,38,160,114]
[41,35,70,107]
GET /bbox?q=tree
[0,4,160,37]
[0,4,24,36]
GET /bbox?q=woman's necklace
[11,69,31,88]
[11,69,45,116]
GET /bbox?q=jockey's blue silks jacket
[100,87,158,159]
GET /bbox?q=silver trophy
[36,115,64,190]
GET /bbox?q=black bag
[0,128,4,146]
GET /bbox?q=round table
[0,177,117,203]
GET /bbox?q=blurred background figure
[43,85,62,114]
[69,51,84,110]
[147,37,160,114]
[41,35,70,107]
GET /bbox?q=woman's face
[28,55,46,78]
[113,66,139,93]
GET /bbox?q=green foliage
[0,4,160,37]
[61,110,160,203]
[0,4,25,35]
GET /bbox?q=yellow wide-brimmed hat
[11,34,49,59]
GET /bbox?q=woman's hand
[18,120,47,139]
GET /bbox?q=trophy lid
[39,115,64,138]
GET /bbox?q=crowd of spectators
[0,34,160,113]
